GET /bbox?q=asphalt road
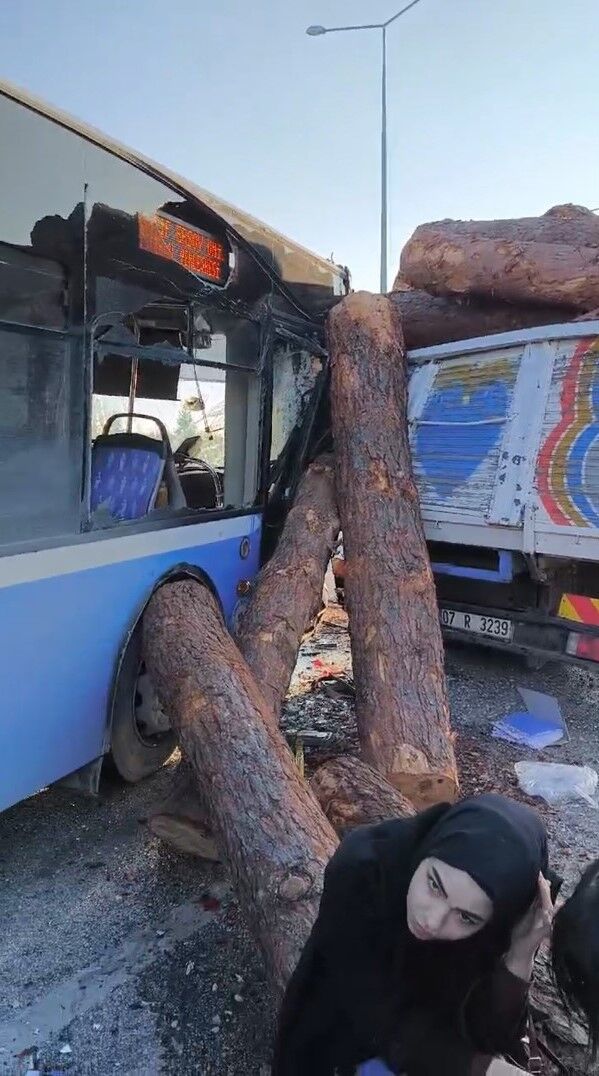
[0,754,275,1076]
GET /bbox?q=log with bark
[400,231,599,312]
[399,205,599,312]
[147,758,220,860]
[327,292,459,808]
[143,579,339,994]
[310,755,415,834]
[388,288,575,350]
[235,454,340,716]
[147,454,340,854]
[404,203,599,246]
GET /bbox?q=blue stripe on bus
[0,517,260,812]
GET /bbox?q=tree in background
[173,403,199,448]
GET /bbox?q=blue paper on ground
[492,687,568,749]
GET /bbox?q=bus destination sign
[138,213,228,286]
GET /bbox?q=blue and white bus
[0,81,347,812]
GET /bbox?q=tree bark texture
[151,754,417,851]
[327,292,459,808]
[310,756,415,834]
[235,454,340,716]
[143,580,338,994]
[147,759,219,860]
[147,454,339,855]
[400,228,599,312]
[403,203,599,246]
[388,289,576,349]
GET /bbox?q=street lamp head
[306,24,327,35]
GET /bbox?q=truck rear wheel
[110,626,176,782]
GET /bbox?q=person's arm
[462,961,530,1056]
[272,934,338,1076]
[464,875,555,1065]
[382,1005,529,1076]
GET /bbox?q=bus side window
[81,142,263,527]
[89,305,260,527]
[0,326,83,546]
[0,94,87,550]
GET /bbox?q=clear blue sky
[1,0,598,289]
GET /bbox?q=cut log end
[148,813,220,861]
[387,770,459,810]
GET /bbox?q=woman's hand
[505,873,555,981]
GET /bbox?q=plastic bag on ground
[515,761,598,806]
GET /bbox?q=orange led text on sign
[138,213,227,284]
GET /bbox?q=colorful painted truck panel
[407,322,599,562]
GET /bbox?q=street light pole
[380,25,388,292]
[306,0,422,294]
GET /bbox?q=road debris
[515,760,598,806]
[493,687,568,749]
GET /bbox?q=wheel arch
[104,562,224,753]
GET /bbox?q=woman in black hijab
[272,793,559,1076]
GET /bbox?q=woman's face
[406,856,493,942]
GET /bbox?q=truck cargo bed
[407,321,599,563]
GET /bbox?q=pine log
[235,454,339,715]
[152,753,417,849]
[403,204,599,247]
[310,756,415,834]
[143,579,338,993]
[147,454,339,855]
[327,292,459,808]
[147,759,219,860]
[388,289,574,349]
[400,227,599,312]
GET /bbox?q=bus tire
[109,626,176,783]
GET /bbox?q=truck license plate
[441,608,514,641]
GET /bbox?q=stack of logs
[391,203,599,348]
[144,292,458,993]
[142,203,599,1002]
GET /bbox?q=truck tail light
[566,631,599,661]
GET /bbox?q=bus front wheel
[110,627,176,782]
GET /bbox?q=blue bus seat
[91,412,184,522]
[91,432,166,521]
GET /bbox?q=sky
[1,0,598,290]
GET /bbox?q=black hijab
[411,793,549,927]
[366,794,551,1019]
